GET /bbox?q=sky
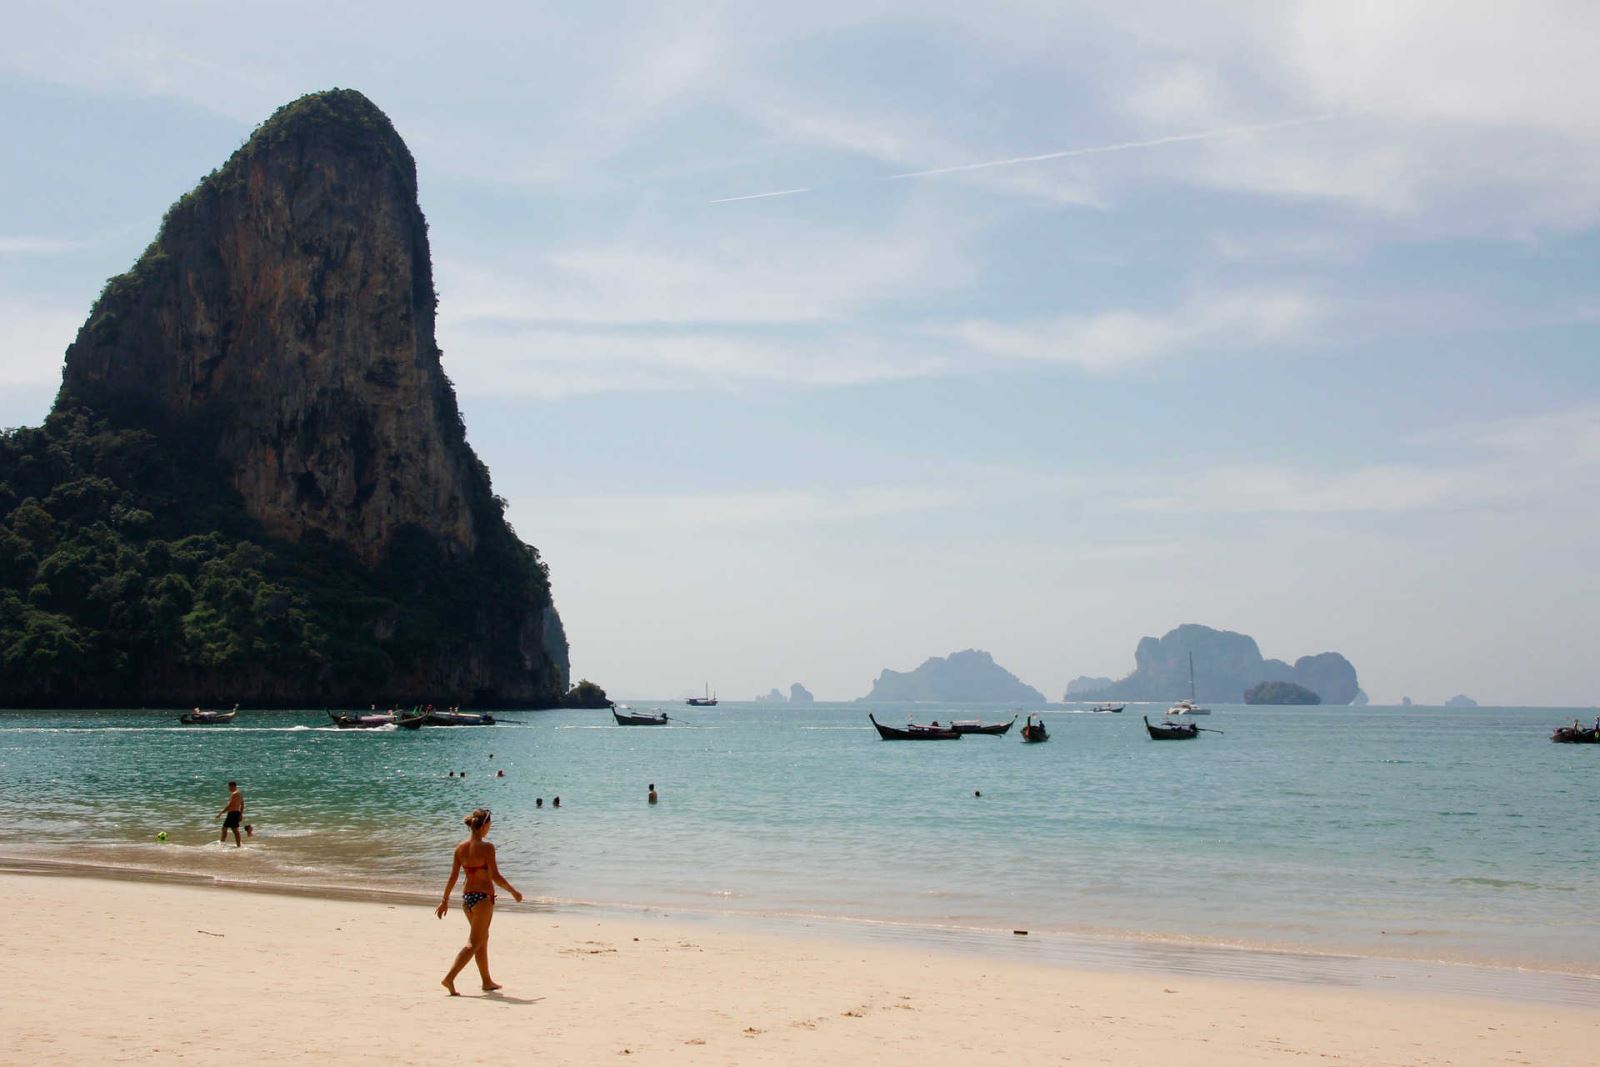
[2,1,1598,704]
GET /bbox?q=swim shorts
[223,811,242,829]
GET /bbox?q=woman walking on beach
[436,808,522,995]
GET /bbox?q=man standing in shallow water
[217,780,245,847]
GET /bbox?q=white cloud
[1126,463,1469,515]
[1121,403,1600,517]
[437,195,972,330]
[438,324,953,398]
[1092,2,1600,228]
[0,236,90,255]
[947,288,1324,373]
[535,485,959,533]
[0,298,78,387]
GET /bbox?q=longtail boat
[950,715,1017,736]
[1144,714,1198,741]
[395,712,428,729]
[1551,725,1600,744]
[1020,716,1049,743]
[425,710,495,727]
[613,708,670,726]
[329,710,398,729]
[868,714,961,740]
[179,707,237,725]
[1091,703,1125,714]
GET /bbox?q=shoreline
[4,871,1597,1066]
[6,852,1597,1009]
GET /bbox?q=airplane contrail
[710,113,1344,204]
[709,187,814,204]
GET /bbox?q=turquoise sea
[3,702,1598,997]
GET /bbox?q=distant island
[1444,694,1479,708]
[754,682,815,704]
[1244,681,1322,705]
[0,90,573,708]
[1064,675,1114,699]
[1074,624,1360,704]
[859,650,1045,703]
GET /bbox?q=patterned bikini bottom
[463,891,495,913]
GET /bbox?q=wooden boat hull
[1020,724,1049,743]
[1145,715,1198,740]
[685,698,718,706]
[329,711,397,729]
[869,714,961,740]
[613,709,669,725]
[395,715,428,729]
[951,715,1017,736]
[179,710,237,725]
[424,712,495,726]
[1551,728,1600,743]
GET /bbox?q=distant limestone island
[1073,624,1360,705]
[859,650,1045,704]
[754,683,815,704]
[0,90,584,709]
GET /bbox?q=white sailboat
[1166,652,1212,716]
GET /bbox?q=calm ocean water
[3,702,1597,981]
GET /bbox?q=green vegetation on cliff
[0,407,552,707]
[1243,681,1322,705]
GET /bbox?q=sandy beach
[1,872,1595,1065]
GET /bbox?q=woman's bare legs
[442,901,497,994]
[473,903,499,991]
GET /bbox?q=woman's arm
[488,844,523,903]
[436,848,463,917]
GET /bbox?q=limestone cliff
[857,650,1046,704]
[0,89,569,707]
[1078,624,1360,704]
[61,90,472,565]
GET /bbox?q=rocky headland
[858,650,1045,704]
[1076,624,1359,704]
[0,89,570,707]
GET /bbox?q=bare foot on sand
[482,981,503,992]
[443,979,459,996]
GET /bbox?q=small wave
[1448,877,1560,891]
